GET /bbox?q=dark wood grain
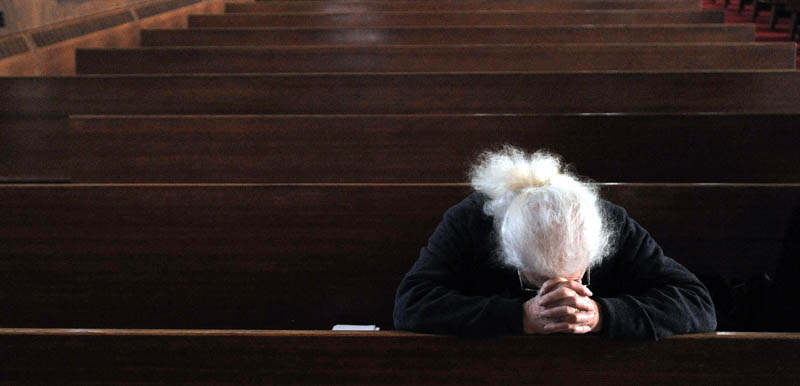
[65,113,800,183]
[3,71,800,117]
[227,0,704,13]
[140,25,755,46]
[1,329,798,385]
[0,118,70,182]
[190,10,725,27]
[0,184,797,328]
[75,43,796,74]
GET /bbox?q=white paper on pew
[332,324,380,331]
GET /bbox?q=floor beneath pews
[704,0,800,66]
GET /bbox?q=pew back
[139,25,756,46]
[62,114,800,183]
[1,184,796,329]
[189,10,726,28]
[75,43,797,74]
[227,0,704,13]
[3,72,800,117]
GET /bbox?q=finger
[550,279,593,297]
[538,277,570,296]
[538,285,584,307]
[540,305,578,319]
[543,322,592,334]
[541,306,596,323]
[547,294,595,313]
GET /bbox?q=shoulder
[442,191,492,226]
[428,191,495,255]
[599,198,648,242]
[597,198,659,265]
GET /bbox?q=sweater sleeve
[595,210,718,340]
[393,195,524,337]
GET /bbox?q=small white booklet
[332,324,380,331]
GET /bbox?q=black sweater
[393,192,717,340]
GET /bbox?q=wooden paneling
[1,330,798,385]
[190,10,725,27]
[2,72,800,116]
[140,25,755,46]
[0,184,797,328]
[76,43,796,74]
[64,113,800,183]
[227,0,704,13]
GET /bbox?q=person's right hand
[522,278,599,334]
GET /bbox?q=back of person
[393,146,717,340]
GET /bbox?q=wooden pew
[139,25,755,46]
[1,329,798,385]
[227,0,704,13]
[189,10,726,28]
[0,184,796,328]
[2,72,800,117]
[64,113,800,183]
[75,43,796,74]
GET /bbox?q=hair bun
[507,157,560,192]
[470,146,564,200]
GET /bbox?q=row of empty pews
[1,0,799,384]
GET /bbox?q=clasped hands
[522,278,601,334]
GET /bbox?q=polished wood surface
[227,0,704,13]
[1,184,796,328]
[140,25,755,46]
[1,329,798,385]
[190,10,725,27]
[64,113,800,183]
[2,72,800,117]
[75,43,796,74]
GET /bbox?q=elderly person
[393,147,716,340]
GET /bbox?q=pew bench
[189,10,726,28]
[3,71,800,117]
[139,25,755,46]
[1,184,796,328]
[75,43,796,74]
[1,329,798,385]
[229,0,704,13]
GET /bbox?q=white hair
[469,146,613,278]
